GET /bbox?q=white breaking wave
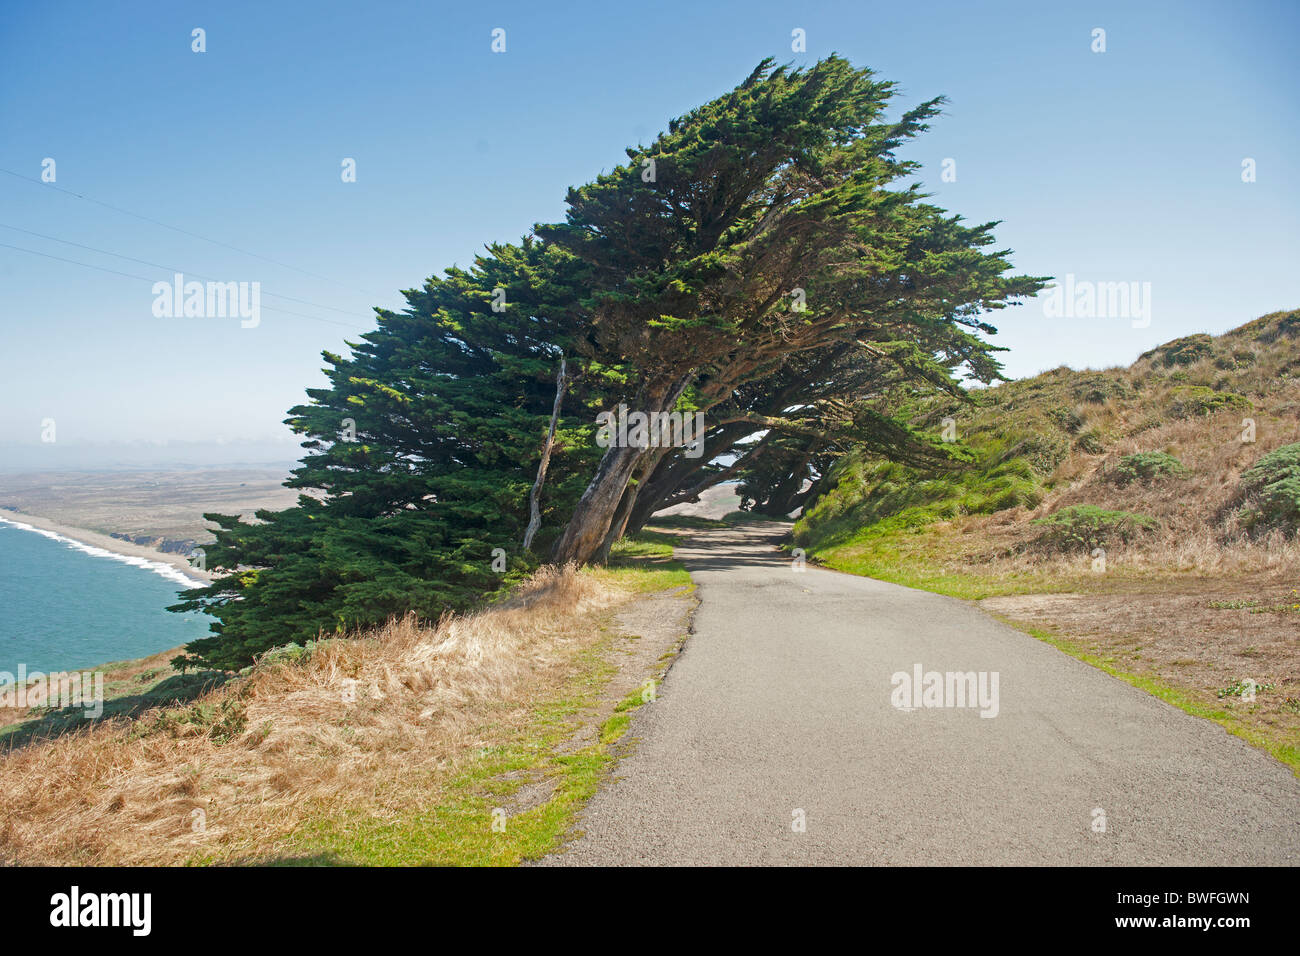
[0,516,204,588]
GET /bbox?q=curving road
[545,522,1300,865]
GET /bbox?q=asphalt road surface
[545,522,1300,865]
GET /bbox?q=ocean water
[0,518,213,676]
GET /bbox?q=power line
[0,221,371,319]
[0,166,385,297]
[0,240,369,329]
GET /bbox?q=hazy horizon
[0,438,301,472]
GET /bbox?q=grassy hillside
[794,309,1300,771]
[797,309,1300,588]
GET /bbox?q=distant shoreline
[0,511,213,586]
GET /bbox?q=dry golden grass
[1037,392,1300,576]
[0,564,630,866]
[917,397,1300,585]
[905,504,1299,587]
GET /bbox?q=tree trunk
[522,357,566,552]
[625,459,697,536]
[551,378,690,565]
[592,480,638,565]
[593,449,666,562]
[550,441,646,565]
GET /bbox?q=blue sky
[1,0,1296,459]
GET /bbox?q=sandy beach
[0,511,214,585]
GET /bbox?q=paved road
[546,522,1300,865]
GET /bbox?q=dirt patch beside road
[981,581,1300,761]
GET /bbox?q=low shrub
[1111,451,1189,485]
[1033,504,1157,551]
[1167,385,1251,419]
[1239,442,1300,532]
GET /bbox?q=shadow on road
[656,520,794,573]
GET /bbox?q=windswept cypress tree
[172,55,1043,669]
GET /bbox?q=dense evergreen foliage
[172,242,607,668]
[172,57,1042,669]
